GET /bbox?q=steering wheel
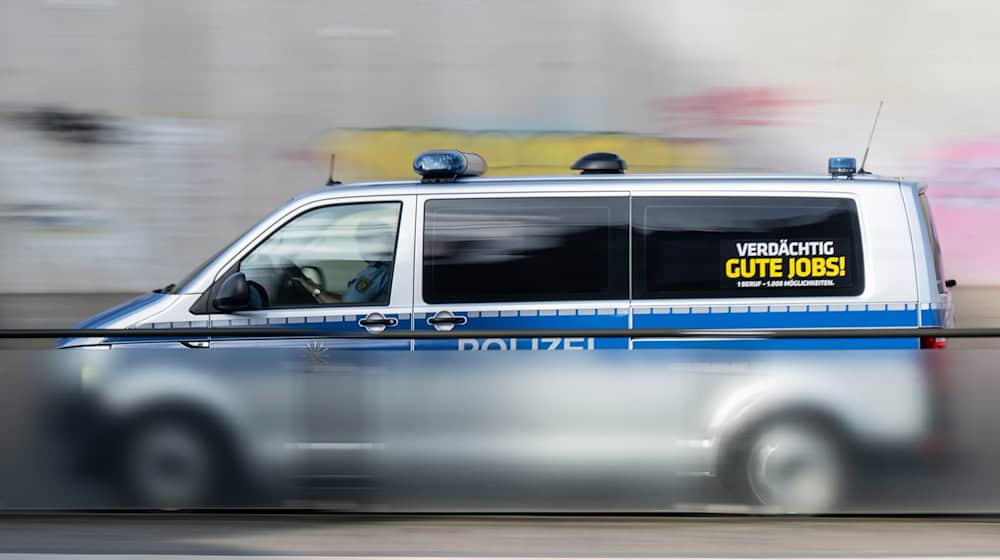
[299,265,326,289]
[274,258,321,305]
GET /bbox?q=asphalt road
[0,514,999,557]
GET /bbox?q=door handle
[359,312,398,334]
[427,311,467,332]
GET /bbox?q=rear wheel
[724,420,847,514]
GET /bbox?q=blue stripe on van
[108,312,413,350]
[75,292,167,329]
[633,304,921,349]
[59,292,169,347]
[632,338,918,350]
[414,309,630,350]
[921,307,945,327]
[633,305,917,329]
[91,304,937,350]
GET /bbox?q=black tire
[721,418,848,514]
[117,413,238,509]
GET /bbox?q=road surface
[0,514,1000,557]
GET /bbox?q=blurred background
[5,4,1000,550]
[0,0,998,301]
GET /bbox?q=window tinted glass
[240,202,401,308]
[633,197,864,299]
[423,197,628,304]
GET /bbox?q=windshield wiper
[152,283,176,294]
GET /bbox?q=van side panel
[902,183,953,327]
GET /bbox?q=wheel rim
[746,423,842,513]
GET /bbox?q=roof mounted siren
[571,152,627,175]
[413,150,486,183]
[829,100,885,180]
[828,156,857,179]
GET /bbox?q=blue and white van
[54,151,959,513]
[63,151,954,351]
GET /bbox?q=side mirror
[213,272,250,312]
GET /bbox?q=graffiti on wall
[923,138,1000,284]
[319,128,718,182]
[928,139,1000,204]
[650,88,811,131]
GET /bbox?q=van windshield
[164,219,264,294]
[163,245,232,294]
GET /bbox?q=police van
[55,151,957,513]
[63,151,954,350]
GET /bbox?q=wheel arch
[714,404,859,477]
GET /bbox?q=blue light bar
[828,156,857,178]
[413,150,486,182]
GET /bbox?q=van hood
[74,292,169,329]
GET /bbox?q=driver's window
[239,201,402,309]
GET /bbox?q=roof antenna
[857,99,883,175]
[326,154,342,186]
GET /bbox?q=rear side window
[633,196,864,299]
[423,197,629,304]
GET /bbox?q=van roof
[295,173,910,202]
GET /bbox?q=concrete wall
[1,0,999,292]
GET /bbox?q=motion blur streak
[2,347,997,513]
[7,0,1000,292]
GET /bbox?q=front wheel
[118,415,235,509]
[724,420,848,514]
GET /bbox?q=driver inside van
[292,220,394,305]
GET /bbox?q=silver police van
[55,151,956,513]
[63,151,954,350]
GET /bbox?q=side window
[423,197,628,304]
[633,196,864,299]
[239,202,402,308]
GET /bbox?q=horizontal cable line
[0,327,991,340]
